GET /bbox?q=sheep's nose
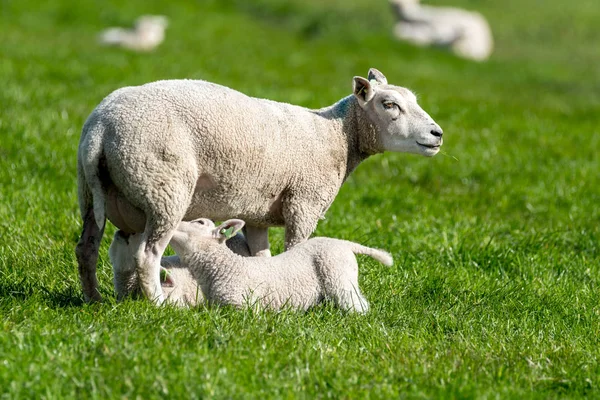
[430,128,443,138]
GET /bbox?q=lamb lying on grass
[390,0,493,61]
[109,230,251,305]
[76,67,441,304]
[98,15,168,52]
[163,218,393,313]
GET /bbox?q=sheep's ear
[367,68,388,85]
[353,76,375,106]
[214,219,245,243]
[160,267,175,287]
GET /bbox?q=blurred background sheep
[98,15,168,51]
[390,0,493,61]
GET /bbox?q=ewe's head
[170,218,245,255]
[353,68,443,157]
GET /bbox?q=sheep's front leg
[244,225,271,257]
[283,204,320,250]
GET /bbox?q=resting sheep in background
[162,218,393,313]
[98,15,168,52]
[390,0,493,61]
[76,68,443,303]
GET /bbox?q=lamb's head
[353,68,443,157]
[170,218,245,256]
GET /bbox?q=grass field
[1,0,599,397]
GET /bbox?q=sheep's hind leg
[133,227,172,304]
[108,230,140,301]
[134,180,193,305]
[76,208,105,303]
[245,225,271,257]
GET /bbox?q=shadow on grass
[0,278,84,308]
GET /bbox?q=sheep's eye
[195,220,205,225]
[383,101,400,112]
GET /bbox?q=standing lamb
[390,0,493,61]
[76,68,443,303]
[166,218,393,313]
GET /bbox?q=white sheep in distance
[166,218,393,313]
[390,0,493,61]
[98,15,168,52]
[76,68,443,303]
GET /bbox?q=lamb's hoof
[254,249,272,257]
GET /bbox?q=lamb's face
[170,218,245,256]
[353,68,443,157]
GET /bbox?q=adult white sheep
[76,68,443,303]
[164,218,392,313]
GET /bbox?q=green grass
[1,0,599,397]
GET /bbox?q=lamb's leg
[336,285,370,314]
[75,208,105,302]
[321,256,369,313]
[244,225,271,257]
[331,271,370,314]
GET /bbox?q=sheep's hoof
[84,291,103,303]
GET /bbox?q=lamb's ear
[367,68,388,85]
[353,76,375,106]
[214,219,245,243]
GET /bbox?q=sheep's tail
[351,244,394,266]
[78,115,107,230]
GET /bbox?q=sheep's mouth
[417,142,441,149]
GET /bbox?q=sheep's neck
[315,95,380,180]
